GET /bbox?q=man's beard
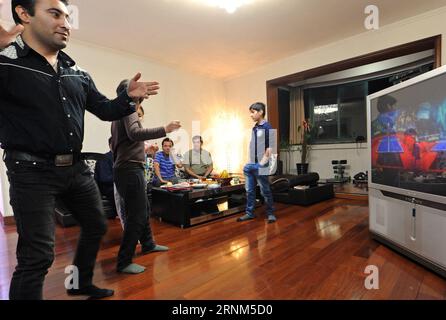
[51,39,68,51]
[35,30,68,51]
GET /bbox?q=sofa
[269,172,334,206]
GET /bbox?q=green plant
[297,119,314,164]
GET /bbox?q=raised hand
[165,121,181,133]
[264,148,272,158]
[0,23,24,49]
[127,73,159,101]
[259,148,273,166]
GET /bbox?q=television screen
[370,72,446,196]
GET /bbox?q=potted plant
[296,119,313,175]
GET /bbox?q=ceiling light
[202,0,254,14]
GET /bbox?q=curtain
[290,87,305,144]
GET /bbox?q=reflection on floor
[333,182,368,196]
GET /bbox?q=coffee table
[151,183,261,228]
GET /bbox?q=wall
[224,6,446,179]
[280,144,368,179]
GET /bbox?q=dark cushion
[269,173,320,191]
[270,178,291,193]
[273,183,334,206]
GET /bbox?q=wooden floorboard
[1,198,446,300]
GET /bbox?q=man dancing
[0,0,159,300]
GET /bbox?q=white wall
[0,39,226,217]
[224,6,446,179]
[280,144,368,179]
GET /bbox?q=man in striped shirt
[153,138,182,185]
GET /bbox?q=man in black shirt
[0,0,159,300]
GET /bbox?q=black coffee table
[151,184,261,228]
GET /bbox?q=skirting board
[370,231,446,279]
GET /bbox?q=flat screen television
[367,65,446,204]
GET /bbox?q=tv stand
[369,188,446,278]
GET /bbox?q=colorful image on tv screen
[371,72,446,196]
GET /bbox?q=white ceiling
[9,0,446,79]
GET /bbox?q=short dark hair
[12,0,70,25]
[116,79,129,96]
[162,138,174,147]
[192,135,203,144]
[377,95,397,113]
[249,102,266,117]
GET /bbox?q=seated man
[153,138,182,186]
[94,137,117,218]
[183,135,214,179]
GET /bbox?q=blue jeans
[244,163,275,217]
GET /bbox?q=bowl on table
[216,177,232,186]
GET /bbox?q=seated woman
[153,138,183,186]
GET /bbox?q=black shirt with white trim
[0,35,136,156]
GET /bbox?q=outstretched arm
[86,73,160,121]
[123,113,181,142]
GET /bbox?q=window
[307,81,367,144]
[304,62,434,144]
[339,82,368,142]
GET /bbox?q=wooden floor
[1,198,446,300]
[333,182,368,196]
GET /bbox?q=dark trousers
[140,184,156,249]
[6,159,107,300]
[115,183,156,250]
[114,166,153,271]
[99,183,118,219]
